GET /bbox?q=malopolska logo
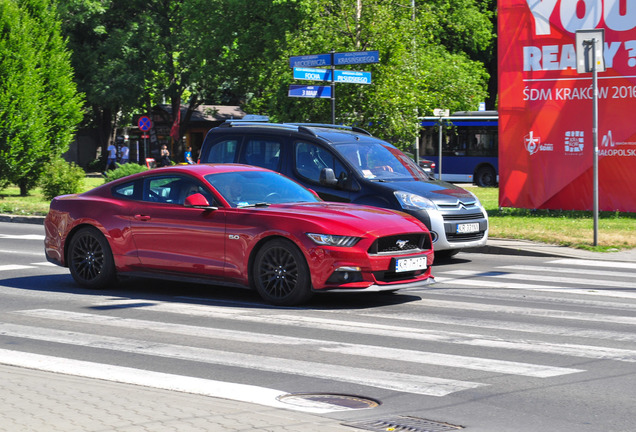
[564,131,584,154]
[600,130,636,157]
[525,131,553,155]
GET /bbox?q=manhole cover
[277,393,380,411]
[344,416,464,432]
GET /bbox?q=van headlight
[394,191,437,211]
[467,191,483,207]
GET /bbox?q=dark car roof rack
[286,123,373,136]
[219,120,373,137]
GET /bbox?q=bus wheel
[475,166,496,187]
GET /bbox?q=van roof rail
[287,123,372,136]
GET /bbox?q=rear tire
[475,166,496,187]
[68,226,116,289]
[252,239,313,306]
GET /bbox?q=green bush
[103,163,148,183]
[40,157,86,201]
[85,158,106,173]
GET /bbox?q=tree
[0,0,83,195]
[238,0,493,147]
[58,0,494,154]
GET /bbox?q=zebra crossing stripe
[16,309,583,378]
[87,300,636,362]
[548,258,636,270]
[0,348,344,414]
[442,269,635,289]
[498,264,635,279]
[0,265,34,271]
[0,322,485,397]
[434,276,636,300]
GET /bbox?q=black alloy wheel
[252,239,313,306]
[68,226,116,289]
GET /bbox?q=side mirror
[184,193,217,210]
[319,168,338,186]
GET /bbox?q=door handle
[134,214,151,221]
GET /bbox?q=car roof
[213,121,386,146]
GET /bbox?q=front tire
[68,226,116,289]
[252,239,313,306]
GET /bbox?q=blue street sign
[293,67,332,81]
[289,53,332,68]
[334,50,379,65]
[334,70,372,84]
[138,116,152,131]
[288,85,332,98]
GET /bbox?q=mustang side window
[111,181,137,200]
[144,176,183,203]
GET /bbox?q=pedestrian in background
[185,146,194,164]
[159,145,171,167]
[120,142,130,164]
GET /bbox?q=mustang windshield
[335,142,428,181]
[205,171,320,208]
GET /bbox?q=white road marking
[434,276,636,300]
[0,349,343,413]
[89,300,636,362]
[0,323,485,396]
[0,234,44,240]
[408,298,636,325]
[548,258,636,270]
[16,309,582,378]
[0,265,34,271]
[339,310,636,343]
[499,264,636,279]
[442,269,635,290]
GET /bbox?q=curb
[0,214,45,225]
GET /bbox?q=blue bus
[419,111,498,187]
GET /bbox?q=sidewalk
[467,238,636,262]
[0,364,353,432]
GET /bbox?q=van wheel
[475,166,496,187]
[252,239,313,306]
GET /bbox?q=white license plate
[456,222,480,234]
[395,256,428,273]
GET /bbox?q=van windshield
[335,142,428,181]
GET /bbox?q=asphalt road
[1,221,635,432]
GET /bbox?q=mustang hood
[265,202,428,236]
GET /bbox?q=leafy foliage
[40,157,86,201]
[0,0,83,195]
[103,163,148,183]
[57,0,494,152]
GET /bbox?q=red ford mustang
[45,164,434,305]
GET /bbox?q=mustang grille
[368,233,431,255]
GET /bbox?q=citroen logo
[396,239,409,249]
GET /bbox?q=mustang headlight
[394,191,437,211]
[306,233,360,247]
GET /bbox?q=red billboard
[498,0,636,211]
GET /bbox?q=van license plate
[456,223,480,234]
[395,256,428,273]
